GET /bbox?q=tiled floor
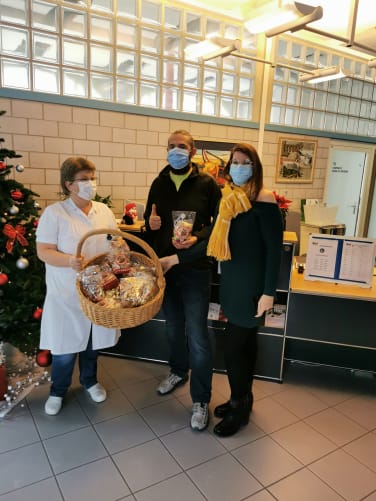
[0,356,375,501]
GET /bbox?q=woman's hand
[255,294,274,318]
[69,255,84,271]
[159,254,179,274]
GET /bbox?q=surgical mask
[229,164,253,186]
[77,180,97,200]
[168,148,190,170]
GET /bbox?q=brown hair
[224,143,263,201]
[168,129,195,149]
[60,157,96,197]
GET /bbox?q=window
[0,0,374,136]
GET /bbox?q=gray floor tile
[305,407,368,446]
[112,438,182,492]
[139,398,190,436]
[344,432,376,473]
[0,407,40,454]
[0,478,63,501]
[161,426,226,469]
[134,473,206,501]
[31,395,90,440]
[74,386,134,423]
[209,417,265,451]
[233,435,302,486]
[94,411,156,454]
[187,453,262,501]
[122,378,174,409]
[0,443,52,496]
[43,425,108,474]
[335,395,376,431]
[268,467,343,501]
[309,449,376,500]
[271,386,329,418]
[249,396,299,434]
[1,358,376,500]
[363,491,376,501]
[271,421,337,465]
[243,490,276,500]
[57,456,131,501]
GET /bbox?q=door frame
[323,141,376,237]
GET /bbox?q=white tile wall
[1,98,329,216]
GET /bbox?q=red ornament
[10,190,23,201]
[0,161,6,171]
[0,273,9,286]
[33,219,39,228]
[36,350,52,368]
[32,307,43,320]
[0,364,7,400]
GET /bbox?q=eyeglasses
[71,177,96,183]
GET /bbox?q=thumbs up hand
[149,203,161,230]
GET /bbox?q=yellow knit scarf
[207,183,252,261]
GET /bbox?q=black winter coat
[144,163,222,270]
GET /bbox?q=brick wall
[0,97,329,218]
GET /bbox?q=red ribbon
[3,224,29,254]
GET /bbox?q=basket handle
[75,228,163,278]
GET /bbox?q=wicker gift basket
[76,228,165,329]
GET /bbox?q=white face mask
[77,180,97,200]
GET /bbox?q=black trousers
[223,322,258,400]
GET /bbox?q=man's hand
[172,235,197,249]
[149,203,161,230]
[160,254,179,273]
[255,294,274,318]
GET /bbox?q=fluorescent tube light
[184,37,241,61]
[245,1,323,38]
[299,66,351,84]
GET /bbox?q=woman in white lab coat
[36,157,119,416]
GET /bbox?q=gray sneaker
[157,373,188,395]
[191,402,209,431]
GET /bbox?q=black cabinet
[102,238,296,382]
[285,291,376,372]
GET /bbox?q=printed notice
[339,240,375,283]
[305,236,338,278]
[304,234,376,287]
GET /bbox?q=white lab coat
[36,198,120,354]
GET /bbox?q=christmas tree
[0,111,46,353]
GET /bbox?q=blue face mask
[168,148,190,170]
[229,164,253,186]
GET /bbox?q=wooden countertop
[290,264,376,301]
[283,231,298,244]
[118,220,145,232]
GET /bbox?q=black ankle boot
[214,393,254,419]
[213,397,251,437]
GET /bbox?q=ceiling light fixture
[184,37,241,61]
[299,66,351,84]
[244,1,323,38]
[367,58,376,68]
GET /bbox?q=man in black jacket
[144,130,221,431]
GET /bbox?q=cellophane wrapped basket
[76,228,165,329]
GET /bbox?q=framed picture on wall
[276,137,317,183]
[193,140,234,186]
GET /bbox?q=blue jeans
[50,335,98,397]
[162,266,213,403]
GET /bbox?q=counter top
[118,220,145,232]
[290,265,376,301]
[283,231,298,244]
